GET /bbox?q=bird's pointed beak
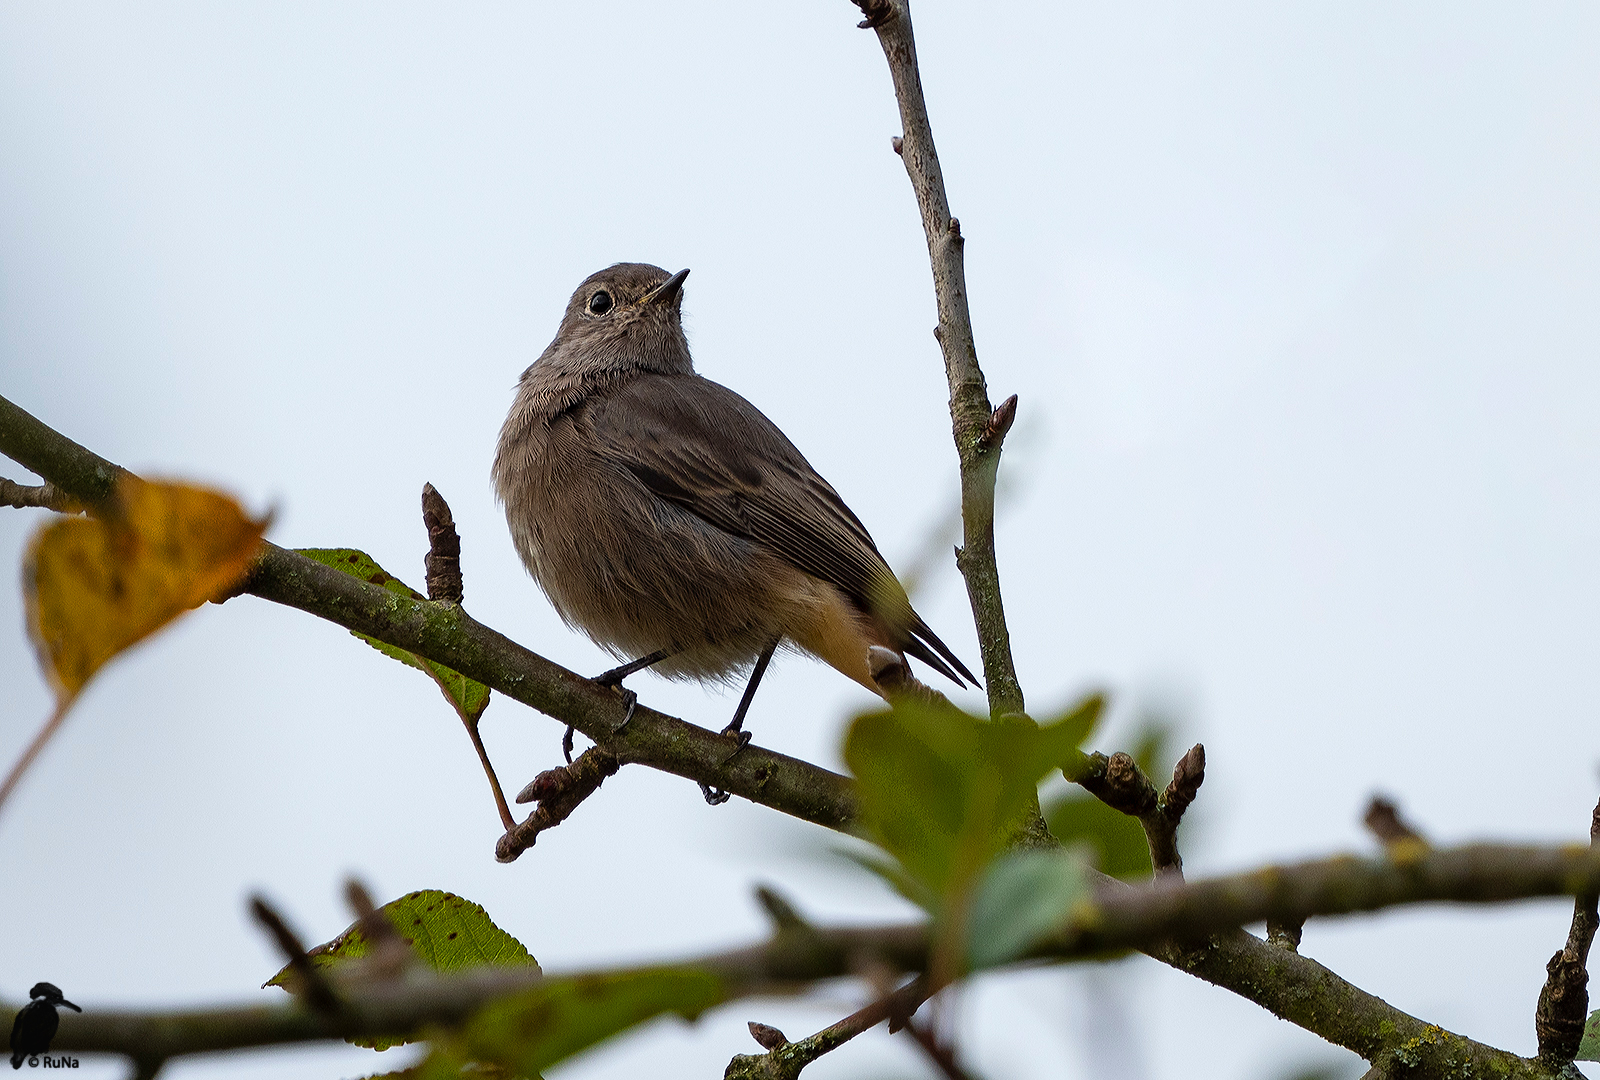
[60,999,81,1013]
[642,268,690,306]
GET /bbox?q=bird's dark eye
[587,290,613,316]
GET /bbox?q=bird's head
[27,983,79,1011]
[541,263,693,378]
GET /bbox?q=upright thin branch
[857,0,1024,717]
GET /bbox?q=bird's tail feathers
[904,619,980,688]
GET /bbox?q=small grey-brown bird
[494,263,977,769]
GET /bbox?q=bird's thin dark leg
[564,648,676,762]
[722,639,777,745]
[700,639,779,806]
[596,648,675,687]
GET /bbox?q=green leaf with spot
[420,968,725,1079]
[1578,1009,1600,1061]
[966,847,1091,970]
[297,548,489,723]
[268,890,537,1050]
[296,889,535,974]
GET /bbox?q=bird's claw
[698,727,750,807]
[611,686,638,734]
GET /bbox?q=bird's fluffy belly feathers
[499,412,885,688]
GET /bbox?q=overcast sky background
[3,3,1599,1079]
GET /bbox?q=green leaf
[424,968,725,1078]
[844,704,979,896]
[1578,1008,1600,1061]
[297,548,490,723]
[269,890,536,984]
[1044,794,1154,880]
[966,848,1090,970]
[842,694,1103,904]
[268,890,537,1051]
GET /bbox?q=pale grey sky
[3,4,1599,1079]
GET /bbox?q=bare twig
[0,476,79,512]
[1535,795,1600,1065]
[725,978,930,1079]
[248,897,340,1017]
[496,745,621,862]
[855,0,1023,718]
[1067,743,1205,875]
[1150,743,1206,874]
[903,1017,977,1080]
[421,483,463,604]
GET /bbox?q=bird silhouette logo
[9,983,79,1069]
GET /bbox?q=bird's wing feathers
[585,375,975,686]
[587,375,893,608]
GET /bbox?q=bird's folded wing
[584,373,907,621]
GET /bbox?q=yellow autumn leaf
[23,475,269,702]
[2,476,268,817]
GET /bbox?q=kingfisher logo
[8,984,79,1070]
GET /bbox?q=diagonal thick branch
[0,393,859,832]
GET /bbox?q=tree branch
[498,744,621,862]
[0,476,79,512]
[0,393,861,832]
[856,0,1023,718]
[724,977,928,1079]
[18,842,1600,1076]
[1070,744,1206,876]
